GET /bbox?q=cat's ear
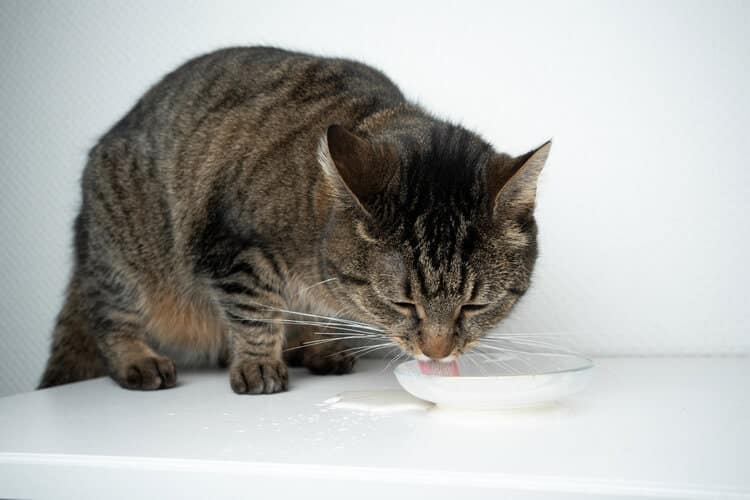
[487,141,551,214]
[318,125,397,215]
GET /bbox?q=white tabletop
[0,357,748,499]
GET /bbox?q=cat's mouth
[417,359,460,376]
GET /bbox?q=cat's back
[79,47,408,282]
[155,46,408,234]
[108,46,406,146]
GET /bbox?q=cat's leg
[212,250,289,394]
[284,324,356,375]
[226,314,288,394]
[83,267,177,390]
[98,332,178,390]
[38,272,108,388]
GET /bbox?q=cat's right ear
[317,125,398,216]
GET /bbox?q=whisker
[309,331,386,337]
[463,351,490,376]
[298,334,384,347]
[484,346,539,374]
[383,348,407,372]
[353,343,397,359]
[483,332,573,339]
[283,337,367,352]
[501,338,580,353]
[221,299,383,332]
[327,342,395,359]
[229,316,379,334]
[481,334,580,351]
[483,333,574,341]
[279,318,380,331]
[468,349,523,374]
[477,342,581,358]
[296,277,338,295]
[484,336,581,355]
[267,306,383,331]
[323,342,390,355]
[306,336,381,344]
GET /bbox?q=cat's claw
[230,359,289,394]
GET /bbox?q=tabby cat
[38,47,550,394]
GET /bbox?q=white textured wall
[1,0,748,396]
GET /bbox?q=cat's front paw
[115,355,177,390]
[230,358,288,394]
[305,351,356,375]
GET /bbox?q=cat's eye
[460,303,490,315]
[391,301,418,316]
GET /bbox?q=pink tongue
[418,360,460,376]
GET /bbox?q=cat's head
[317,122,550,361]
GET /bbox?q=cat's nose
[419,333,455,359]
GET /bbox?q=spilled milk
[321,390,433,413]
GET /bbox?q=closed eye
[391,301,418,315]
[460,303,490,315]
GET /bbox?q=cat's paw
[230,358,289,394]
[305,351,356,375]
[116,355,177,390]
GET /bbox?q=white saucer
[394,353,593,410]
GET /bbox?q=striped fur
[39,47,549,393]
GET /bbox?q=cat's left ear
[318,125,398,216]
[487,141,551,214]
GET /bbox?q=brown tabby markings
[146,291,224,357]
[38,46,549,394]
[37,277,106,388]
